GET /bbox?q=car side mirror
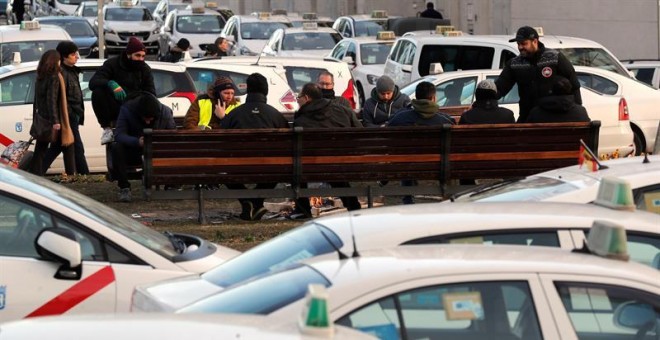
[342,56,355,65]
[613,301,657,329]
[35,228,83,280]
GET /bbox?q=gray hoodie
[361,86,411,127]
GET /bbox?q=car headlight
[367,74,380,85]
[152,27,160,34]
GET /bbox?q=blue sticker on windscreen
[357,324,398,340]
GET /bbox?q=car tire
[357,83,365,109]
[633,131,645,156]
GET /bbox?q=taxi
[332,10,394,38]
[328,31,396,106]
[158,3,224,58]
[99,1,160,54]
[0,21,72,66]
[177,226,660,340]
[0,164,240,323]
[220,12,291,56]
[625,59,660,89]
[286,11,334,28]
[261,22,342,58]
[0,59,196,173]
[131,179,660,313]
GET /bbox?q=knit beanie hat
[126,37,146,55]
[376,75,395,93]
[176,38,191,51]
[56,41,78,59]
[212,76,236,92]
[246,73,268,95]
[475,79,498,100]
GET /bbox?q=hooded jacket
[89,53,156,97]
[294,98,363,128]
[458,99,515,124]
[526,95,590,123]
[361,86,411,127]
[220,93,289,129]
[388,99,455,126]
[114,96,176,148]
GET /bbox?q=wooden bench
[142,121,600,223]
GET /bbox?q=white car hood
[132,275,224,312]
[279,49,333,58]
[107,21,157,32]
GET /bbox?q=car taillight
[280,89,297,111]
[341,79,357,110]
[618,97,629,121]
[170,91,197,103]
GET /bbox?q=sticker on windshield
[643,192,660,214]
[443,292,484,320]
[0,285,6,310]
[268,249,314,272]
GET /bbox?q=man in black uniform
[495,26,581,123]
[420,2,443,19]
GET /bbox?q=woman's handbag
[1,137,34,170]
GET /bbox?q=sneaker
[101,128,114,145]
[251,206,268,221]
[118,188,131,202]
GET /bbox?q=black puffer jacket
[495,42,581,123]
[458,99,515,124]
[361,86,411,127]
[294,98,363,128]
[89,54,155,97]
[220,93,289,129]
[526,95,590,123]
[61,64,85,125]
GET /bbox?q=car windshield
[400,76,437,97]
[82,5,97,16]
[282,32,342,51]
[0,41,61,66]
[180,264,330,314]
[0,167,180,258]
[105,8,153,21]
[241,22,290,40]
[354,20,385,37]
[176,15,224,33]
[360,42,393,65]
[40,20,96,37]
[142,1,158,14]
[559,47,630,78]
[454,177,581,202]
[201,223,343,287]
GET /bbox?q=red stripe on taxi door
[0,133,14,147]
[26,266,115,318]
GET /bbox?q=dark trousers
[29,140,50,176]
[91,88,121,128]
[111,143,142,189]
[225,183,277,210]
[43,117,88,175]
[295,182,361,216]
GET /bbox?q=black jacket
[495,42,581,123]
[526,95,590,123]
[220,93,289,129]
[30,73,61,141]
[61,64,85,125]
[294,98,363,128]
[388,99,455,126]
[361,86,411,127]
[458,99,515,124]
[420,8,443,19]
[114,96,175,148]
[159,46,185,63]
[89,54,155,97]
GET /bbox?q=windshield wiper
[450,178,522,201]
[163,231,186,254]
[316,225,348,260]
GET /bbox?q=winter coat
[60,63,85,125]
[458,99,515,124]
[220,93,289,129]
[388,99,455,126]
[183,93,240,130]
[495,42,582,123]
[30,73,61,141]
[361,86,411,127]
[89,54,155,98]
[294,98,363,128]
[526,95,591,123]
[420,8,443,19]
[114,96,176,148]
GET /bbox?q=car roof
[622,60,660,67]
[234,14,290,24]
[0,59,187,74]
[0,25,71,43]
[400,33,609,50]
[35,16,89,21]
[195,55,343,66]
[173,8,221,16]
[281,26,339,34]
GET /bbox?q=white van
[383,31,633,87]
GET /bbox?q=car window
[330,41,348,60]
[486,75,520,104]
[577,73,619,95]
[283,66,327,93]
[282,32,342,51]
[106,7,152,21]
[187,68,249,96]
[559,48,630,78]
[241,22,290,40]
[360,42,392,65]
[1,41,62,66]
[345,41,357,62]
[454,177,580,202]
[555,282,660,340]
[354,21,383,37]
[0,71,35,105]
[635,184,660,214]
[401,42,416,65]
[435,77,477,107]
[337,281,542,340]
[418,45,494,76]
[79,68,96,100]
[404,231,561,247]
[176,15,223,33]
[630,68,656,87]
[581,231,660,269]
[499,50,517,68]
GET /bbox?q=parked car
[332,10,395,38]
[35,16,99,58]
[158,5,224,58]
[220,12,292,56]
[624,59,660,89]
[97,1,159,54]
[72,1,103,26]
[0,22,72,66]
[0,59,196,173]
[399,69,635,157]
[0,164,240,323]
[261,23,342,58]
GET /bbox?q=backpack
[1,138,34,170]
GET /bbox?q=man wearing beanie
[42,41,90,176]
[459,79,515,124]
[159,38,191,63]
[111,92,175,202]
[183,76,241,130]
[361,75,411,127]
[89,36,155,146]
[220,73,289,220]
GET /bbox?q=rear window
[354,20,386,37]
[559,47,630,78]
[283,66,328,92]
[282,32,343,51]
[153,69,196,97]
[454,177,580,202]
[186,68,250,96]
[418,45,494,76]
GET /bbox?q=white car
[0,164,240,323]
[131,199,660,313]
[158,6,224,58]
[220,13,292,56]
[98,2,160,54]
[575,66,660,154]
[328,33,396,107]
[176,241,660,340]
[261,24,343,58]
[399,69,635,157]
[72,1,103,26]
[0,59,196,173]
[452,154,660,212]
[332,11,393,38]
[624,59,660,89]
[0,22,72,66]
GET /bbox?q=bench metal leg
[197,188,207,224]
[367,186,373,208]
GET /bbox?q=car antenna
[642,153,650,163]
[252,43,267,66]
[349,213,360,258]
[316,225,348,260]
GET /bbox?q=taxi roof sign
[256,12,271,20]
[371,10,387,18]
[299,284,333,337]
[376,31,395,40]
[271,9,287,15]
[533,26,545,37]
[444,30,464,37]
[119,0,133,6]
[435,25,455,35]
[302,22,318,30]
[584,220,629,261]
[302,12,317,20]
[594,177,635,211]
[12,51,21,65]
[191,6,205,13]
[20,20,40,30]
[205,2,217,8]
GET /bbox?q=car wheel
[633,131,645,156]
[357,83,365,108]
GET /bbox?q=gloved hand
[107,80,126,102]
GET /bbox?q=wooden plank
[449,151,577,161]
